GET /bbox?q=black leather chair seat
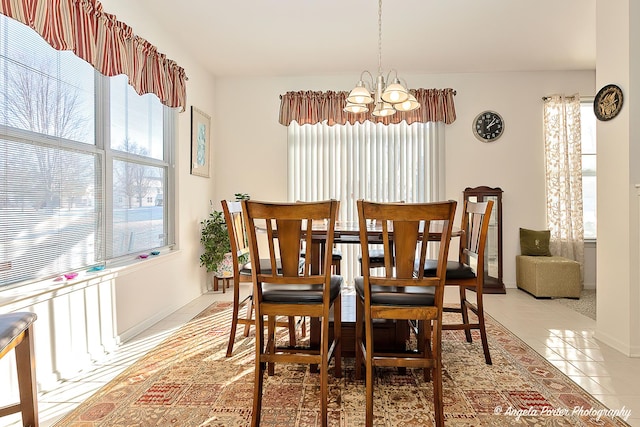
[358,249,385,264]
[354,277,435,306]
[421,260,476,280]
[262,275,343,304]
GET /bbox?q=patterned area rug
[54,301,629,427]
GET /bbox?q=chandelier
[344,0,420,117]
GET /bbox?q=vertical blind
[287,120,445,286]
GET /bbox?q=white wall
[214,71,595,288]
[595,0,640,356]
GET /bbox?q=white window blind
[287,120,445,285]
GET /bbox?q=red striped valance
[279,88,456,126]
[0,0,187,111]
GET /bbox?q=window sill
[0,249,181,312]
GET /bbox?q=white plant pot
[214,252,234,278]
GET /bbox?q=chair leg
[476,292,492,365]
[226,281,243,357]
[332,259,341,275]
[459,286,472,342]
[251,314,265,427]
[421,320,432,382]
[333,297,342,378]
[320,317,329,427]
[267,316,276,376]
[354,296,363,380]
[243,296,254,337]
[432,353,444,426]
[287,316,296,347]
[15,325,38,427]
[431,319,445,427]
[365,313,375,427]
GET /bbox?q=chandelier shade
[343,0,419,117]
[346,83,374,105]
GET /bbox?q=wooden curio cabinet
[463,186,505,294]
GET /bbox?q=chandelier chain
[344,0,419,116]
[377,0,383,76]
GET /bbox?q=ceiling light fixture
[344,0,420,117]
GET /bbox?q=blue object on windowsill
[87,265,105,272]
[150,251,160,256]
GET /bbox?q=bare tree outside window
[113,138,153,208]
[4,58,93,210]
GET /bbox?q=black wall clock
[594,84,623,121]
[473,110,504,142]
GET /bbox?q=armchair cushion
[519,228,552,256]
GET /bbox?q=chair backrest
[458,200,494,278]
[242,199,339,299]
[357,200,457,297]
[221,200,250,277]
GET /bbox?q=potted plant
[199,209,232,277]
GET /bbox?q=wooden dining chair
[221,200,299,357]
[0,312,39,427]
[424,199,494,365]
[354,200,456,427]
[243,199,342,427]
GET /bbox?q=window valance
[279,88,456,126]
[0,0,187,111]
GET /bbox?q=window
[580,101,597,239]
[0,15,175,288]
[287,120,444,285]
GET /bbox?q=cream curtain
[543,94,584,274]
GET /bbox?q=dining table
[306,219,462,360]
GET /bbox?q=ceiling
[139,0,596,78]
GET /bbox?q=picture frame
[190,106,211,177]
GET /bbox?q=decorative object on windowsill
[593,84,623,121]
[343,0,420,117]
[473,110,505,142]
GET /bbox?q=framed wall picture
[190,106,211,177]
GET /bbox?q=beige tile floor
[3,286,638,427]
